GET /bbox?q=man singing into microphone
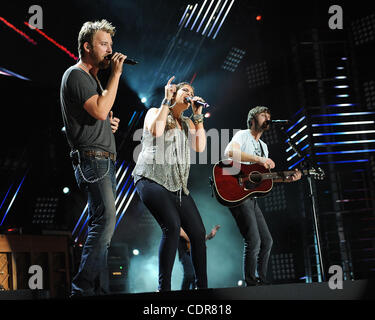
[60,19,126,297]
[224,106,301,286]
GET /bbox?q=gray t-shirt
[60,66,116,154]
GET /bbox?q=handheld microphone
[185,97,210,108]
[105,54,139,65]
[265,119,290,125]
[272,120,290,123]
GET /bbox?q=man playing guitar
[223,106,301,286]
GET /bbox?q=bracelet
[192,114,204,121]
[193,114,204,124]
[161,98,173,107]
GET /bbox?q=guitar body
[212,160,273,207]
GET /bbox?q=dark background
[1,0,374,292]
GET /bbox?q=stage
[95,279,375,300]
[0,279,373,300]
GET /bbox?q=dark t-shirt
[60,66,116,154]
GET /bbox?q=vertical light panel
[128,111,137,127]
[197,0,215,33]
[183,0,234,39]
[191,0,208,30]
[0,184,14,226]
[115,187,137,230]
[71,204,88,236]
[185,3,198,28]
[0,174,27,226]
[213,0,235,39]
[202,0,222,36]
[178,4,191,26]
[207,0,228,37]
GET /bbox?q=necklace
[250,134,262,156]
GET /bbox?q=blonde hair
[78,19,116,58]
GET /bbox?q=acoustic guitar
[212,160,324,207]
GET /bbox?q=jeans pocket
[75,158,98,188]
[95,157,112,176]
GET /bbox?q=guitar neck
[265,170,308,180]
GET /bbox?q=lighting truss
[286,50,375,169]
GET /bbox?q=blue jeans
[71,155,116,296]
[230,199,273,284]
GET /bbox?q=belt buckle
[93,151,104,159]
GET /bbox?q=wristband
[193,114,204,125]
[161,98,173,107]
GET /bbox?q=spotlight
[237,280,244,286]
[256,15,262,21]
[63,187,70,194]
[141,97,147,103]
[133,249,140,256]
[204,112,211,118]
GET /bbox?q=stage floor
[105,279,375,300]
[0,279,373,300]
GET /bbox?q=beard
[254,119,270,132]
[91,51,110,70]
[98,59,110,70]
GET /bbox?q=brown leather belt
[83,150,116,161]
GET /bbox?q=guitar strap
[259,140,265,158]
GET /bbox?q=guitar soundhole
[242,172,262,190]
[249,172,262,183]
[244,180,258,190]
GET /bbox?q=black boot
[245,277,260,287]
[257,277,271,285]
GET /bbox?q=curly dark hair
[170,82,195,105]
